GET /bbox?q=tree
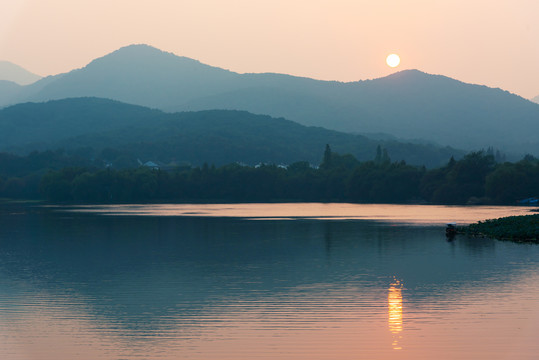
[374,145,382,164]
[320,144,333,170]
[381,148,391,165]
[374,145,390,165]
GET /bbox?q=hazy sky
[1,0,538,98]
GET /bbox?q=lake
[1,203,538,360]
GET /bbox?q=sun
[386,54,401,68]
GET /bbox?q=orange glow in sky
[1,0,538,98]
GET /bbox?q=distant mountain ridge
[532,95,539,104]
[1,44,539,155]
[0,98,464,168]
[0,61,42,85]
[0,80,22,105]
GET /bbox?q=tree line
[1,146,538,204]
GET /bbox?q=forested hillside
[0,98,464,168]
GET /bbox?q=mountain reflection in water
[0,204,538,360]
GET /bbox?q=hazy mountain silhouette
[2,44,539,154]
[0,98,463,167]
[0,61,42,85]
[532,95,539,104]
[0,80,22,105]
[0,97,162,148]
[13,45,237,110]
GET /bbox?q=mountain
[0,61,42,85]
[183,70,539,155]
[0,98,464,167]
[0,80,22,105]
[0,97,162,148]
[532,95,539,104]
[2,44,538,154]
[11,45,237,109]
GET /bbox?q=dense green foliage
[485,155,539,203]
[460,215,539,242]
[0,149,96,199]
[1,146,536,205]
[37,154,425,204]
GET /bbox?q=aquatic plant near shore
[459,214,539,242]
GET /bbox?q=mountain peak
[20,44,239,110]
[387,69,427,77]
[378,69,454,83]
[108,43,177,58]
[86,44,213,71]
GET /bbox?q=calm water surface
[1,203,538,360]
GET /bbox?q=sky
[1,0,538,98]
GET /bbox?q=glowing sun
[386,54,401,68]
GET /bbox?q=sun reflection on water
[388,279,404,350]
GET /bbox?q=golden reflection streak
[388,279,403,350]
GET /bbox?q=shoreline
[458,214,539,243]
